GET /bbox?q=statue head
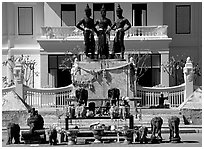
[116,4,123,17]
[100,4,106,17]
[85,4,91,17]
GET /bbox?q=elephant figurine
[6,122,20,145]
[168,116,181,143]
[150,116,163,143]
[134,126,148,144]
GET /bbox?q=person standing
[95,5,112,59]
[111,4,131,59]
[76,4,98,59]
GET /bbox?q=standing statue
[95,5,112,59]
[76,4,98,59]
[168,116,181,143]
[111,4,131,59]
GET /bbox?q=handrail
[23,84,74,94]
[136,83,185,108]
[2,85,16,95]
[137,83,185,92]
[41,25,168,39]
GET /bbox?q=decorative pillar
[14,62,24,100]
[160,51,169,87]
[7,39,14,83]
[183,57,194,101]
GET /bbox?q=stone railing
[23,84,74,109]
[2,85,16,96]
[41,25,168,39]
[137,83,185,108]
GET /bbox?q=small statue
[6,122,20,145]
[109,104,119,120]
[27,108,44,134]
[108,88,120,106]
[66,102,75,118]
[47,125,57,145]
[134,126,148,144]
[168,116,181,143]
[110,4,131,59]
[76,4,98,59]
[75,87,88,106]
[75,103,87,118]
[119,96,130,120]
[150,116,163,143]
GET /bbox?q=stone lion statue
[150,116,163,143]
[168,116,181,142]
[6,122,20,145]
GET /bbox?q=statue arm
[124,19,131,32]
[76,19,85,32]
[106,19,112,33]
[110,22,116,30]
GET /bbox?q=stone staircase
[2,108,201,134]
[39,108,186,130]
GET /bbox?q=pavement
[1,132,202,147]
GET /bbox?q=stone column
[183,57,194,101]
[160,51,169,87]
[7,39,14,84]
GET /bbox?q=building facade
[2,2,202,88]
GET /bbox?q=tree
[2,55,39,87]
[129,53,150,86]
[162,56,201,86]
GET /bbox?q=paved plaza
[2,131,202,147]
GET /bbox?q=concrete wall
[44,2,163,26]
[163,2,202,86]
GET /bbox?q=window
[93,3,115,23]
[48,55,72,87]
[176,5,191,34]
[18,7,33,35]
[132,4,147,26]
[61,4,76,26]
[129,54,161,87]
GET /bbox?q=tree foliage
[2,55,39,87]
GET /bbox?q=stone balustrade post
[183,57,194,101]
[14,62,24,100]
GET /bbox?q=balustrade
[137,83,185,108]
[23,84,74,108]
[41,25,168,39]
[2,86,15,96]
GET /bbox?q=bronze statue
[95,5,112,59]
[76,4,98,59]
[111,4,131,59]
